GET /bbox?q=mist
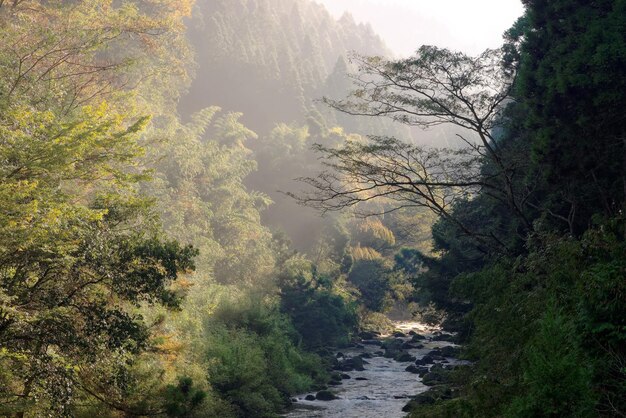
[314,0,524,56]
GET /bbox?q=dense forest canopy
[0,0,624,417]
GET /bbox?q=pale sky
[315,0,525,56]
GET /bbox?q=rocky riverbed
[284,322,467,418]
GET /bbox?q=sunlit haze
[315,0,525,56]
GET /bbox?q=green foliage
[506,309,596,418]
[206,328,285,417]
[1,0,389,416]
[0,101,197,415]
[417,224,626,417]
[0,0,197,414]
[348,259,392,312]
[144,107,276,288]
[164,377,207,417]
[0,0,192,117]
[510,0,626,233]
[205,292,324,417]
[278,257,358,349]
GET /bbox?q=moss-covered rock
[316,390,338,401]
[395,351,417,362]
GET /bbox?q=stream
[284,322,465,418]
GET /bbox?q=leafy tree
[0,0,192,116]
[507,309,595,418]
[347,258,391,312]
[0,1,196,414]
[508,0,626,234]
[0,104,197,416]
[164,377,207,417]
[144,107,276,288]
[278,256,358,349]
[204,292,325,417]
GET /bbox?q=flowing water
[285,322,465,418]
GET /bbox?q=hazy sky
[315,0,525,56]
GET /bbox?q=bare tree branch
[294,46,530,252]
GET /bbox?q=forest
[0,0,624,417]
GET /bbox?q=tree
[294,46,531,253]
[0,0,193,116]
[0,1,197,414]
[0,104,197,417]
[164,377,207,417]
[348,258,391,312]
[143,108,276,288]
[508,0,626,235]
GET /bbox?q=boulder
[422,369,446,386]
[416,355,435,365]
[359,331,379,340]
[340,356,365,371]
[394,352,417,362]
[351,356,365,371]
[341,373,351,379]
[316,390,338,401]
[432,333,456,343]
[402,386,453,412]
[440,346,460,357]
[430,363,445,372]
[411,334,427,342]
[355,377,368,381]
[380,338,404,350]
[305,395,316,401]
[392,331,407,338]
[384,349,399,358]
[405,364,421,374]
